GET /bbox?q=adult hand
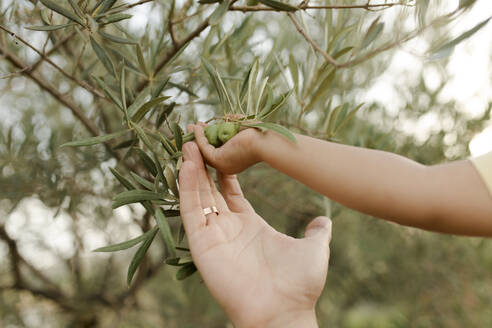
[192,123,262,174]
[179,142,332,328]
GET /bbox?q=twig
[287,12,338,66]
[230,2,415,12]
[0,24,104,98]
[0,44,125,164]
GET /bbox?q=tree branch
[230,1,415,12]
[0,24,104,98]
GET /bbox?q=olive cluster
[204,122,240,147]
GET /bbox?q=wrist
[264,309,318,328]
[234,308,318,328]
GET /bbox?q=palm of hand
[179,142,331,327]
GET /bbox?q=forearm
[254,131,492,235]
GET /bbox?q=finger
[186,124,194,133]
[179,160,206,235]
[206,170,229,213]
[183,142,228,213]
[304,216,332,254]
[217,171,254,213]
[193,125,219,165]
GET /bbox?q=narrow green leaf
[176,262,197,280]
[334,103,364,134]
[209,0,231,26]
[159,133,177,156]
[132,122,155,151]
[288,54,298,92]
[332,46,353,59]
[93,226,158,252]
[113,138,137,150]
[165,165,179,196]
[167,81,198,98]
[127,227,158,285]
[68,0,84,18]
[172,123,183,151]
[136,44,149,76]
[304,69,335,114]
[92,75,123,109]
[99,30,137,45]
[327,104,343,136]
[90,36,116,77]
[155,208,176,258]
[25,23,73,31]
[361,17,384,50]
[258,89,293,120]
[90,0,105,14]
[99,0,118,13]
[61,130,128,147]
[259,0,297,11]
[152,152,168,192]
[432,16,491,59]
[244,122,296,143]
[127,86,151,116]
[113,189,163,209]
[133,147,157,176]
[120,66,128,117]
[156,102,176,129]
[130,172,154,190]
[178,223,186,244]
[239,61,254,101]
[101,13,133,24]
[164,210,181,217]
[131,96,170,123]
[166,256,193,266]
[152,77,170,98]
[39,0,85,26]
[109,167,136,190]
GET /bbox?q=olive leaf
[130,172,154,190]
[133,147,158,176]
[98,0,118,14]
[127,227,158,285]
[93,226,159,252]
[61,130,129,147]
[244,122,296,143]
[92,75,124,110]
[361,17,384,50]
[431,16,491,60]
[136,44,149,76]
[39,0,85,26]
[131,96,170,123]
[25,23,74,31]
[90,36,116,77]
[109,167,136,190]
[176,262,197,280]
[101,13,133,24]
[155,208,176,258]
[112,189,164,209]
[209,0,231,26]
[99,31,138,45]
[172,123,183,151]
[68,0,84,18]
[259,0,298,11]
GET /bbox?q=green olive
[217,122,239,144]
[204,124,222,147]
[247,0,259,6]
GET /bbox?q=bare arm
[254,131,492,236]
[192,125,492,237]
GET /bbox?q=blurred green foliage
[0,0,491,327]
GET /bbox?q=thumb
[304,216,332,244]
